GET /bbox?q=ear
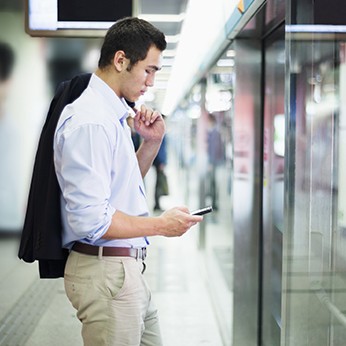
[113,50,127,72]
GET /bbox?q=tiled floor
[0,165,223,346]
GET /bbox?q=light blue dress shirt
[54,74,149,249]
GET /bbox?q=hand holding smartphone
[191,206,213,216]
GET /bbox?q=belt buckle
[136,247,146,260]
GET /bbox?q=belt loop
[98,246,103,259]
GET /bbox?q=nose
[145,74,155,87]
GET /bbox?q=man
[0,42,22,233]
[207,113,225,211]
[153,133,167,211]
[53,17,203,346]
[0,42,15,102]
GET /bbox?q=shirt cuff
[85,204,116,243]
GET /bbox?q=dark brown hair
[98,17,167,69]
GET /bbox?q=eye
[145,67,157,75]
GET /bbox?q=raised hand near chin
[134,104,165,142]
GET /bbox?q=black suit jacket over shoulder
[18,73,92,278]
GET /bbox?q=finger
[134,110,141,121]
[133,111,142,129]
[140,105,152,125]
[149,110,161,124]
[140,105,162,126]
[175,206,190,214]
[190,215,203,222]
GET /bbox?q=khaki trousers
[64,250,163,346]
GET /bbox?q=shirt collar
[89,73,130,122]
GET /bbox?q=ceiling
[0,0,189,110]
[139,0,187,36]
[137,0,189,109]
[0,0,188,43]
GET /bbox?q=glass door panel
[262,26,285,346]
[284,31,346,346]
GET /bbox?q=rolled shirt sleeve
[56,123,116,242]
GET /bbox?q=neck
[95,68,121,98]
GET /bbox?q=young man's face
[119,45,163,102]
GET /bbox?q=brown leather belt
[72,242,147,260]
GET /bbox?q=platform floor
[0,165,224,346]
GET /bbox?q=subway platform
[0,162,224,346]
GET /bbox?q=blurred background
[0,0,190,233]
[2,1,346,346]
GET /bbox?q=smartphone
[191,206,213,216]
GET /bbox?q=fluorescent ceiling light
[286,24,346,32]
[226,49,236,57]
[138,13,185,23]
[165,34,181,43]
[217,59,234,67]
[163,49,176,57]
[162,0,237,115]
[58,21,112,29]
[162,58,175,66]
